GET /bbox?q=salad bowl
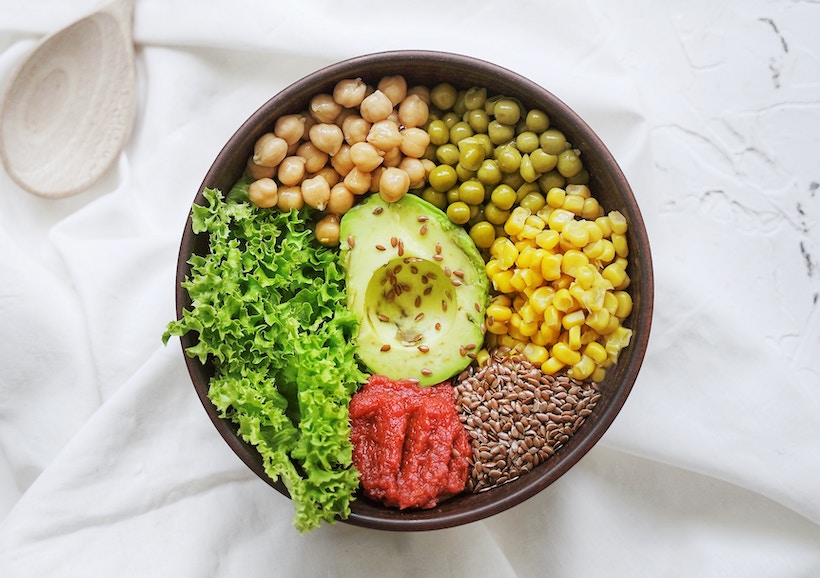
[172,50,654,531]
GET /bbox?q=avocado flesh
[340,194,489,386]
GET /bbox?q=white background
[1,0,819,576]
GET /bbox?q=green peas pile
[417,83,589,250]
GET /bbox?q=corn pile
[482,184,633,381]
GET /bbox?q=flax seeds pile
[453,348,601,492]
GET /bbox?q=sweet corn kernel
[542,305,561,330]
[561,250,589,277]
[486,302,513,322]
[518,302,538,324]
[552,273,574,290]
[525,215,546,231]
[492,238,519,270]
[567,324,582,350]
[562,309,586,330]
[579,282,607,312]
[580,197,601,220]
[529,330,549,346]
[591,367,606,382]
[612,232,629,258]
[614,290,633,319]
[504,206,531,237]
[541,356,565,375]
[523,343,549,365]
[584,341,608,364]
[562,193,585,215]
[485,316,508,335]
[509,270,528,292]
[583,239,606,260]
[528,286,554,314]
[605,326,633,363]
[547,208,574,232]
[519,319,539,337]
[538,323,561,345]
[599,314,621,335]
[602,263,627,287]
[545,187,566,208]
[609,210,628,235]
[583,220,604,244]
[602,290,619,314]
[580,327,600,345]
[561,220,590,248]
[594,215,613,238]
[498,335,526,353]
[552,288,576,313]
[476,349,491,367]
[485,259,503,279]
[492,269,515,293]
[552,341,582,366]
[569,354,596,380]
[574,264,596,289]
[585,308,611,333]
[540,253,563,280]
[565,184,591,198]
[535,229,560,250]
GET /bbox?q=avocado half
[340,194,489,386]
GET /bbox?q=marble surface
[1,0,818,576]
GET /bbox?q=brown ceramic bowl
[174,50,653,531]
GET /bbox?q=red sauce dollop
[349,374,471,509]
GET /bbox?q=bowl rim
[175,49,654,531]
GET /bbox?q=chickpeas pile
[245,75,435,246]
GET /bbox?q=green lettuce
[163,185,367,532]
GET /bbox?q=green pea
[447,187,461,204]
[421,187,448,210]
[491,184,518,211]
[447,201,471,224]
[537,169,566,193]
[493,98,521,125]
[431,83,458,111]
[557,149,583,178]
[484,95,503,115]
[500,170,524,190]
[476,159,502,186]
[428,164,458,192]
[463,86,488,110]
[515,131,540,154]
[526,109,550,133]
[539,128,568,155]
[427,119,450,146]
[465,109,490,134]
[484,201,511,225]
[449,121,474,145]
[517,181,541,202]
[488,120,515,145]
[495,145,522,173]
[455,163,476,182]
[519,153,538,183]
[530,148,558,173]
[567,168,590,185]
[473,133,495,157]
[422,143,438,162]
[442,111,460,129]
[452,90,467,117]
[469,221,496,249]
[519,191,546,213]
[467,204,486,227]
[458,179,486,205]
[458,138,485,171]
[435,143,460,166]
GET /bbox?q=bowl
[173,50,654,531]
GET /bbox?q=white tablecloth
[1,0,819,576]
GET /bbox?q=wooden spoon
[0,0,137,198]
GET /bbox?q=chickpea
[349,142,384,172]
[274,114,306,145]
[381,146,403,168]
[301,174,331,210]
[399,127,430,158]
[398,157,426,189]
[397,94,429,128]
[367,120,403,151]
[377,75,407,106]
[341,114,371,145]
[309,93,342,123]
[327,182,355,214]
[406,85,431,105]
[343,167,372,195]
[333,77,367,108]
[359,90,393,123]
[277,155,306,186]
[369,166,386,193]
[297,141,330,173]
[277,185,304,211]
[248,177,278,208]
[246,157,275,180]
[379,167,410,203]
[308,123,344,156]
[330,143,354,176]
[314,213,341,247]
[311,166,341,187]
[252,132,288,167]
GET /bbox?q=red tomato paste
[349,374,471,510]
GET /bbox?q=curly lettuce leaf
[164,187,367,532]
